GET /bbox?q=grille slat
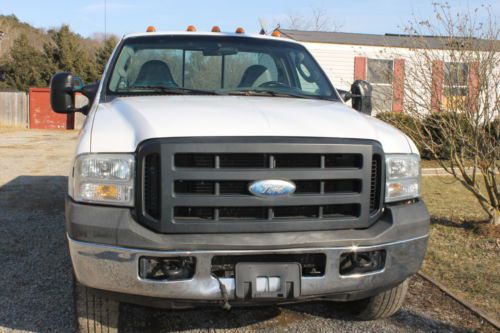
[370,155,382,214]
[144,153,161,219]
[174,204,361,221]
[175,179,362,196]
[137,138,384,233]
[219,154,269,168]
[175,153,363,169]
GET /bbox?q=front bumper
[69,234,428,303]
[67,198,429,304]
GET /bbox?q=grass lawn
[421,176,499,321]
[421,159,479,168]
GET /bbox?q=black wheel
[74,280,120,333]
[348,279,408,320]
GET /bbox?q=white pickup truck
[50,27,429,332]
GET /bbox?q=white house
[279,29,499,116]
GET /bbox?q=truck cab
[51,27,429,331]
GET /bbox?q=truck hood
[88,95,414,154]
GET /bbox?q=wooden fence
[0,91,29,128]
[0,91,88,129]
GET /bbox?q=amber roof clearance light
[146,26,156,32]
[271,30,281,37]
[187,25,197,32]
[211,26,221,32]
[235,27,245,34]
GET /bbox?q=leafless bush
[276,6,343,32]
[387,3,499,224]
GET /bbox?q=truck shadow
[119,300,476,333]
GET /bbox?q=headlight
[385,154,420,202]
[71,154,134,206]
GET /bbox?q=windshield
[107,35,337,100]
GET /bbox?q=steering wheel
[258,81,289,89]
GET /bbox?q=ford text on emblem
[248,180,296,198]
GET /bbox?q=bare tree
[383,3,499,224]
[277,6,343,32]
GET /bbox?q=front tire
[349,279,409,320]
[74,280,120,333]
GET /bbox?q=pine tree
[44,25,98,83]
[1,33,54,91]
[95,36,118,78]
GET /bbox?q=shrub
[422,112,473,159]
[375,112,427,157]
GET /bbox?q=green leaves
[0,24,118,91]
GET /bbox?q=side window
[296,60,320,94]
[367,59,393,114]
[290,51,332,96]
[224,53,279,89]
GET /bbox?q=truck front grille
[136,137,384,234]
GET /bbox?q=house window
[443,62,468,109]
[367,59,393,114]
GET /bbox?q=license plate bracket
[235,262,301,299]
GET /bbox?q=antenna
[104,0,107,42]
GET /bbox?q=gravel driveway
[0,129,496,333]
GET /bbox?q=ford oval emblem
[248,179,296,198]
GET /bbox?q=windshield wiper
[224,88,318,100]
[120,86,224,95]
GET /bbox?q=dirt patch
[406,275,497,332]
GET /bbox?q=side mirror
[79,82,99,114]
[50,72,78,114]
[337,89,352,102]
[50,72,99,115]
[350,80,373,115]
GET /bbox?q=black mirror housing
[50,73,99,115]
[50,72,76,114]
[81,82,99,102]
[337,89,352,102]
[350,80,373,116]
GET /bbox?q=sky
[0,0,498,38]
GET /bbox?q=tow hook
[212,274,231,311]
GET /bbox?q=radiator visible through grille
[136,138,384,234]
[144,153,161,219]
[370,155,382,214]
